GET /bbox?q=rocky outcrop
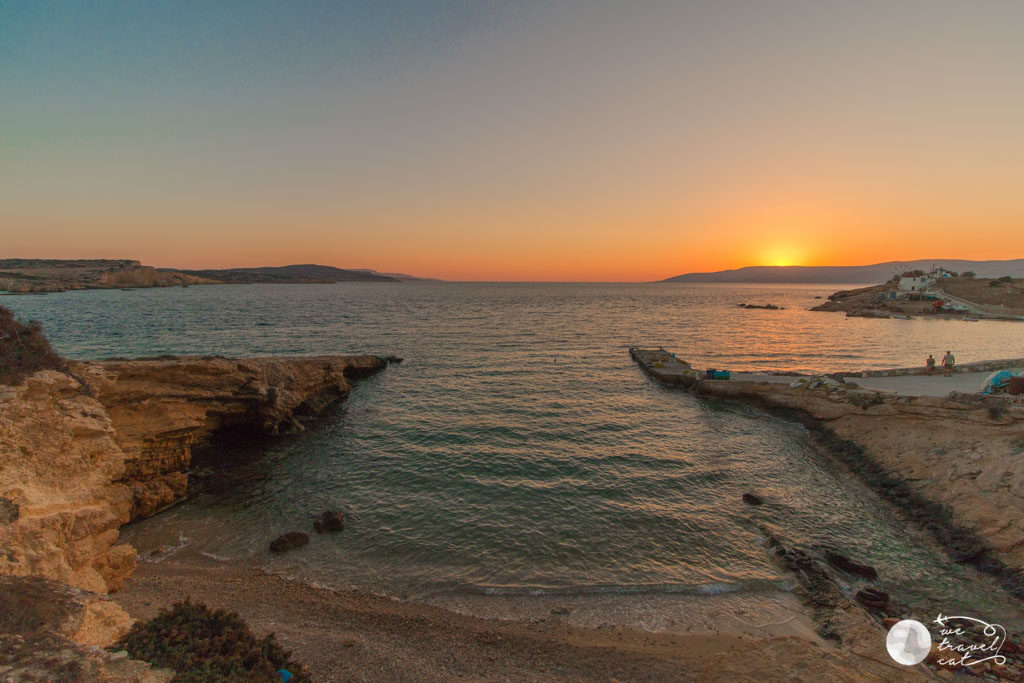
[1,356,386,597]
[0,354,386,675]
[0,371,135,593]
[71,355,387,520]
[0,575,172,680]
[694,379,1024,572]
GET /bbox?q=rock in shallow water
[269,532,309,554]
[854,586,889,610]
[313,510,345,533]
[742,492,763,506]
[825,551,878,580]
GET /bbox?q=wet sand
[112,551,914,681]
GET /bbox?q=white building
[898,274,932,292]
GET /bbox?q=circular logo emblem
[886,619,932,665]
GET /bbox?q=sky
[2,1,1023,281]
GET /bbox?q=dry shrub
[114,600,310,682]
[0,305,64,385]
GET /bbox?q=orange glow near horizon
[4,3,1024,281]
[4,203,1024,281]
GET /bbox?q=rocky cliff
[694,379,1024,572]
[72,355,386,520]
[0,371,135,594]
[1,356,386,600]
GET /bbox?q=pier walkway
[631,349,1011,398]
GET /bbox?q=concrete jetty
[631,348,1024,399]
[629,347,697,388]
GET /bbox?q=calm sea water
[6,283,1023,626]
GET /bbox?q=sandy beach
[112,550,913,681]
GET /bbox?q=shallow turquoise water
[5,283,1022,624]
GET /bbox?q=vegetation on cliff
[115,600,309,682]
[0,304,64,385]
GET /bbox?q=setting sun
[762,246,804,267]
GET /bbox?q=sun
[762,246,803,267]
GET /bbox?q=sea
[6,282,1023,631]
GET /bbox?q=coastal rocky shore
[692,377,1024,579]
[0,354,386,678]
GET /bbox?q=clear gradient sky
[2,1,1023,281]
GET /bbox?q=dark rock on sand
[742,492,763,506]
[313,510,345,534]
[270,532,309,554]
[825,551,878,580]
[761,528,848,610]
[0,497,18,524]
[854,587,889,610]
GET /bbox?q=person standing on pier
[942,350,955,376]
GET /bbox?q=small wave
[200,551,231,562]
[468,578,792,598]
[142,533,190,564]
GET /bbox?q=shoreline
[4,340,1021,678]
[112,549,910,681]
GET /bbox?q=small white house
[898,275,931,292]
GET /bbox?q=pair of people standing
[925,351,955,376]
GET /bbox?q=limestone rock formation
[0,354,386,678]
[1,355,387,596]
[0,371,135,593]
[71,355,387,520]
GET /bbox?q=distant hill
[173,264,400,284]
[346,269,440,282]
[661,259,1024,284]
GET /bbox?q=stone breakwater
[0,354,386,669]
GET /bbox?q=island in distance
[0,259,438,293]
[662,258,1024,284]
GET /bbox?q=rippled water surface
[6,283,1023,624]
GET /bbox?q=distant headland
[661,258,1024,284]
[0,259,438,293]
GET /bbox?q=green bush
[0,305,64,385]
[114,600,309,682]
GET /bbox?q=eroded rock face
[0,355,385,678]
[0,371,135,593]
[0,356,386,598]
[71,355,386,521]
